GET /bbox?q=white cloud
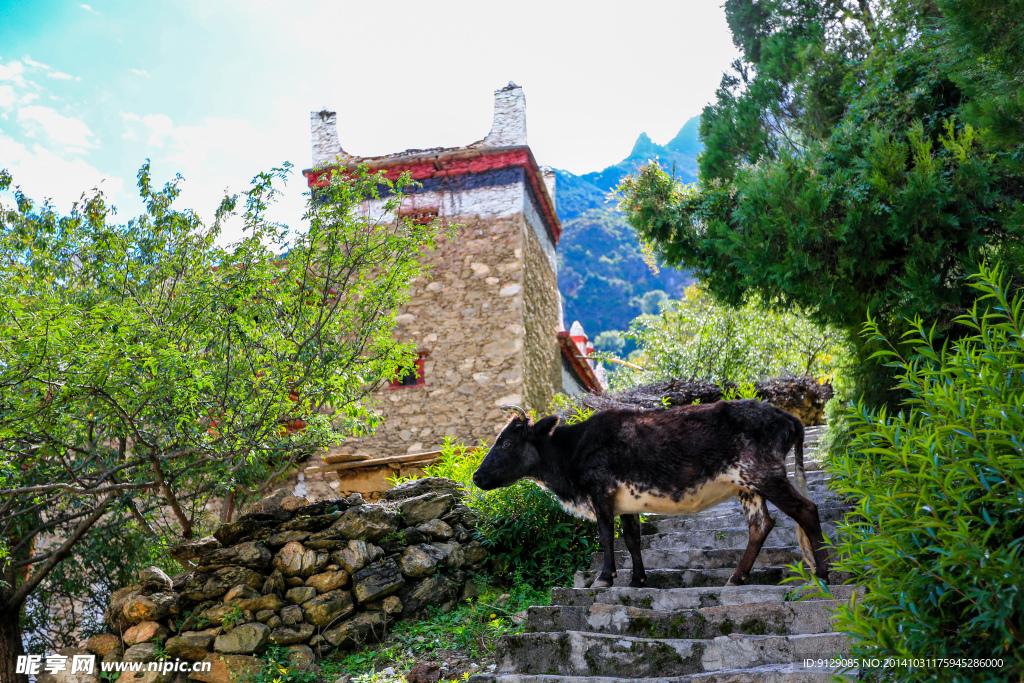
[0,132,123,212]
[79,4,99,13]
[0,84,37,109]
[17,106,96,149]
[22,57,50,70]
[130,68,149,77]
[141,113,173,146]
[48,70,78,81]
[0,60,27,88]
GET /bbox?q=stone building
[293,84,604,499]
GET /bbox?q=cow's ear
[531,415,559,438]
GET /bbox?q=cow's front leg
[619,513,647,587]
[590,498,617,589]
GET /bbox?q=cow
[472,400,830,589]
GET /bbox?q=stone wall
[521,208,561,414]
[82,478,487,683]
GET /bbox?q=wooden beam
[304,450,443,475]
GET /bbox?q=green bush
[397,414,600,590]
[814,264,1024,681]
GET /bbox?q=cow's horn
[501,405,528,421]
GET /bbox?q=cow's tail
[791,421,817,572]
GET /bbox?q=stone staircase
[470,425,857,683]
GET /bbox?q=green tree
[612,283,847,390]
[593,330,626,355]
[0,162,445,681]
[618,0,1024,405]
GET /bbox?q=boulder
[212,518,273,547]
[187,654,261,683]
[435,541,465,568]
[330,539,383,574]
[165,632,215,661]
[181,566,264,601]
[397,545,446,579]
[85,633,122,657]
[279,605,303,625]
[286,586,317,605]
[123,592,177,625]
[104,585,141,631]
[303,589,355,627]
[416,519,453,541]
[266,530,311,547]
[403,527,428,546]
[213,622,270,655]
[277,514,339,532]
[322,611,386,649]
[269,622,315,645]
[262,570,286,597]
[462,540,488,566]
[222,585,260,603]
[285,644,315,671]
[330,505,401,542]
[352,559,405,603]
[451,524,471,543]
[399,493,455,526]
[363,595,403,616]
[123,621,171,646]
[243,488,292,514]
[383,477,463,502]
[272,542,328,578]
[255,610,275,622]
[235,593,286,613]
[138,566,174,592]
[281,496,309,512]
[398,575,458,618]
[266,615,283,629]
[306,569,348,593]
[170,536,220,565]
[197,542,271,572]
[406,662,442,683]
[123,642,160,662]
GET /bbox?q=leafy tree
[0,162,445,681]
[807,264,1024,680]
[593,330,626,355]
[637,289,668,315]
[618,0,1024,405]
[611,284,848,390]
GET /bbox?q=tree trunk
[0,604,28,683]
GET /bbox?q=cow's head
[472,405,559,490]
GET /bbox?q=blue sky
[0,1,738,239]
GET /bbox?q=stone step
[573,568,853,590]
[591,546,808,572]
[524,598,839,638]
[613,524,840,553]
[647,502,853,534]
[549,584,859,611]
[469,661,852,683]
[495,631,849,678]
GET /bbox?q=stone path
[470,426,856,683]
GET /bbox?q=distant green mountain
[554,116,701,341]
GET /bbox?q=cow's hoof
[629,579,646,588]
[591,577,613,589]
[725,577,745,587]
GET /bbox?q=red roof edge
[558,331,604,395]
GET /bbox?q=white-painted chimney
[481,82,527,147]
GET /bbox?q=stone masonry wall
[521,211,560,414]
[82,478,487,683]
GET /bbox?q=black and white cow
[472,400,830,588]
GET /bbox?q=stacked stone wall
[82,479,487,682]
[520,213,560,414]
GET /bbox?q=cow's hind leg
[726,492,774,587]
[619,513,647,588]
[759,477,831,584]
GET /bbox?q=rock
[403,527,428,545]
[223,585,260,603]
[238,508,293,524]
[295,498,348,516]
[212,518,273,547]
[111,670,170,683]
[197,542,271,572]
[262,570,286,597]
[34,647,101,683]
[266,530,311,547]
[331,505,401,541]
[165,632,215,661]
[281,496,309,512]
[451,524,470,543]
[123,592,177,624]
[85,633,122,657]
[123,642,160,662]
[123,621,171,646]
[213,622,270,654]
[363,595,403,616]
[138,566,174,591]
[285,577,306,587]
[399,493,455,526]
[416,519,453,541]
[170,536,220,564]
[460,580,481,601]
[397,544,446,578]
[196,602,259,628]
[352,559,406,603]
[286,586,317,605]
[344,492,365,506]
[306,569,349,593]
[187,653,261,683]
[279,605,303,625]
[399,575,458,618]
[331,539,383,574]
[303,589,355,627]
[272,542,328,578]
[243,488,292,514]
[462,540,488,566]
[269,622,315,645]
[405,662,442,683]
[285,644,316,672]
[383,477,463,502]
[436,541,465,568]
[322,611,386,649]
[255,609,275,622]
[235,593,286,613]
[266,615,282,629]
[277,514,338,532]
[105,585,141,630]
[181,566,264,601]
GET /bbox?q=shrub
[812,264,1024,681]
[397,413,600,590]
